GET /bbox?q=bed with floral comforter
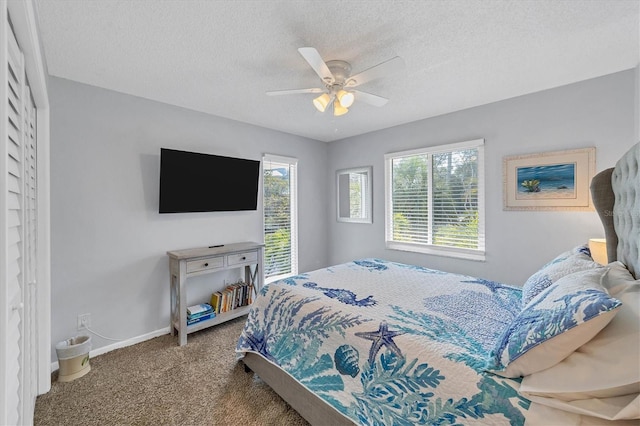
[236,259,532,425]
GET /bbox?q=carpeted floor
[34,317,309,425]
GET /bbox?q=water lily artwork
[503,147,595,211]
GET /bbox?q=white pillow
[525,394,639,422]
[602,261,637,296]
[519,262,640,420]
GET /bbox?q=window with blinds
[384,139,485,260]
[263,154,298,281]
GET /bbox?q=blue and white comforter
[236,259,531,425]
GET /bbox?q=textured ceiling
[35,0,639,142]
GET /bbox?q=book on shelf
[221,289,229,313]
[248,284,254,305]
[188,309,213,320]
[208,281,254,315]
[187,312,215,325]
[232,283,241,309]
[210,292,222,314]
[187,303,212,316]
[225,285,234,312]
[238,284,245,308]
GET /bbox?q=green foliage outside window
[264,168,292,277]
[391,148,479,250]
[392,213,411,241]
[392,155,429,243]
[264,229,291,274]
[349,176,363,218]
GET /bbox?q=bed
[236,142,640,425]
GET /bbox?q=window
[336,166,372,223]
[263,154,298,281]
[384,139,485,260]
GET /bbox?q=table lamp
[588,238,608,265]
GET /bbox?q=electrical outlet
[77,313,91,330]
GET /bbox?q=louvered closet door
[24,93,38,417]
[20,88,38,423]
[4,18,26,426]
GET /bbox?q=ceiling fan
[267,47,404,117]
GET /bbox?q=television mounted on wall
[159,148,260,213]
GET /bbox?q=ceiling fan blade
[298,47,334,84]
[354,90,389,107]
[345,56,404,88]
[266,88,325,96]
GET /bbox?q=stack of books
[186,303,215,325]
[210,281,255,314]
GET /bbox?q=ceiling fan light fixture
[267,47,400,117]
[337,90,355,108]
[313,93,331,112]
[333,99,349,116]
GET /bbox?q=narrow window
[263,154,298,281]
[385,139,485,260]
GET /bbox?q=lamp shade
[588,238,608,265]
[337,90,355,108]
[333,99,348,116]
[313,93,331,112]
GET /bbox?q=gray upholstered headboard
[591,142,640,279]
[590,168,617,264]
[612,142,640,279]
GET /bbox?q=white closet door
[1,2,50,423]
[24,94,38,423]
[3,15,27,426]
[19,87,38,425]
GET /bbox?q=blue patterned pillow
[521,245,601,305]
[488,268,621,378]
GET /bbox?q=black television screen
[159,148,260,213]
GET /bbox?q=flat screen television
[159,148,260,213]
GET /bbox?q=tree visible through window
[349,172,366,218]
[385,140,485,259]
[263,155,298,280]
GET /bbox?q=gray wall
[327,70,637,286]
[49,77,329,359]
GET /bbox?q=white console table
[167,242,264,346]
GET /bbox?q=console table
[167,242,264,346]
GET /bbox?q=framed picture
[503,147,595,211]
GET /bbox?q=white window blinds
[385,139,485,260]
[263,154,298,280]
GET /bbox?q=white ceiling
[35,0,639,142]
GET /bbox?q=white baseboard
[50,327,171,372]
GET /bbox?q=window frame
[262,154,298,283]
[384,139,485,261]
[336,166,372,224]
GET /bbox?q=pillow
[521,245,601,305]
[524,394,639,421]
[602,261,638,296]
[487,268,621,378]
[519,263,639,420]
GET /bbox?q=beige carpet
[35,317,309,425]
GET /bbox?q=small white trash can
[55,335,91,382]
